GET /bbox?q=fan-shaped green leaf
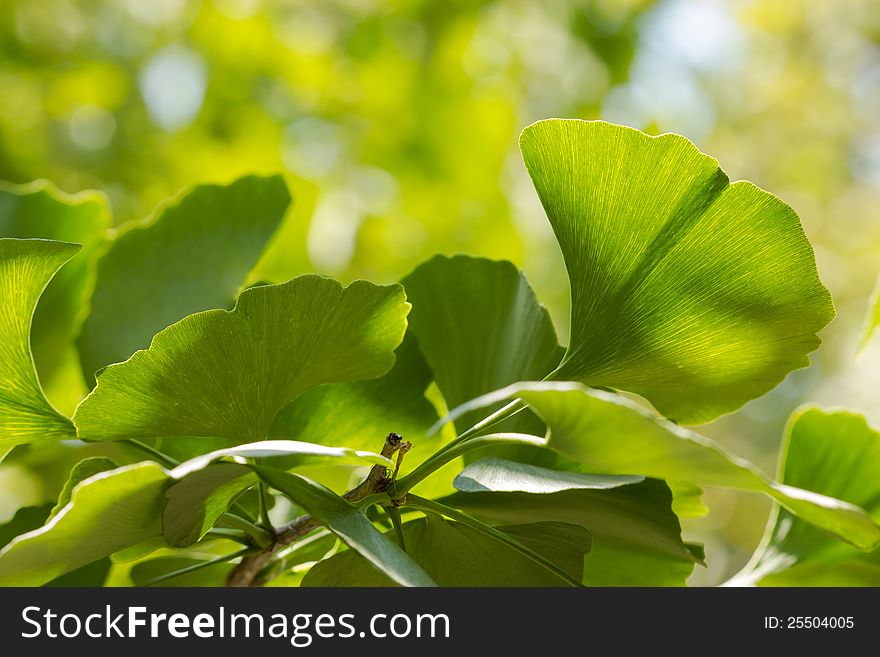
[303,516,590,587]
[0,462,168,586]
[730,408,880,586]
[164,463,257,548]
[520,119,835,424]
[76,174,290,381]
[444,457,700,586]
[445,382,880,550]
[0,238,79,450]
[402,255,563,433]
[163,440,390,547]
[270,334,438,450]
[49,456,118,519]
[0,182,109,384]
[73,275,410,441]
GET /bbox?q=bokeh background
[1,0,879,585]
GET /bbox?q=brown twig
[225,433,409,587]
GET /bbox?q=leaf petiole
[137,548,254,587]
[119,438,180,468]
[258,482,273,530]
[219,512,274,547]
[387,505,406,551]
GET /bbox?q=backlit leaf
[0,463,167,586]
[444,457,700,586]
[402,255,563,434]
[0,238,79,450]
[163,440,390,547]
[73,275,409,441]
[0,181,109,384]
[49,456,118,519]
[520,119,834,424]
[303,516,590,587]
[76,174,290,380]
[270,334,438,450]
[446,382,880,551]
[730,408,880,586]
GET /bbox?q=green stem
[406,495,584,588]
[219,512,274,547]
[205,528,253,545]
[386,505,406,551]
[231,500,257,522]
[402,400,525,490]
[138,548,253,587]
[258,482,273,530]
[357,493,392,509]
[120,438,180,468]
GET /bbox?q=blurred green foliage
[1,0,879,584]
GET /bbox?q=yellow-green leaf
[730,408,880,586]
[0,238,79,450]
[520,120,835,424]
[76,174,290,381]
[0,181,109,385]
[445,382,880,551]
[0,463,168,586]
[73,275,410,442]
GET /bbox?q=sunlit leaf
[402,255,563,433]
[730,408,880,586]
[252,465,436,587]
[164,463,256,548]
[163,440,390,547]
[0,463,167,585]
[170,440,391,478]
[76,174,290,380]
[0,181,109,384]
[520,119,835,424]
[446,382,880,550]
[444,457,701,586]
[270,334,439,450]
[303,516,590,587]
[0,238,79,450]
[49,456,118,519]
[73,275,410,441]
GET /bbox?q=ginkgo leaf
[729,408,880,586]
[73,275,410,441]
[270,334,439,451]
[163,463,257,548]
[0,181,109,385]
[0,238,79,450]
[76,174,290,381]
[444,382,880,551]
[402,255,563,433]
[0,463,168,586]
[520,119,835,424]
[303,517,590,587]
[48,456,118,519]
[163,440,391,547]
[444,457,701,586]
